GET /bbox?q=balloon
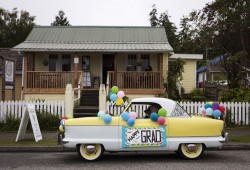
[61,116,68,120]
[212,109,222,118]
[111,86,119,93]
[198,107,205,114]
[212,102,219,110]
[218,105,225,113]
[110,93,118,101]
[109,92,114,97]
[129,112,137,119]
[116,97,124,106]
[205,103,212,109]
[127,118,135,126]
[158,108,167,117]
[117,91,125,98]
[206,108,213,115]
[157,116,166,125]
[121,111,129,121]
[97,111,105,119]
[66,115,73,119]
[103,114,112,124]
[150,112,158,122]
[59,125,64,131]
[60,119,65,125]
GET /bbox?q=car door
[117,103,168,151]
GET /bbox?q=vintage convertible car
[59,98,228,161]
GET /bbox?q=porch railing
[26,71,82,89]
[107,71,162,89]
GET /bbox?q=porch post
[23,53,28,96]
[159,53,164,89]
[73,55,79,88]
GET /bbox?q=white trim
[170,54,203,60]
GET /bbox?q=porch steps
[73,90,99,118]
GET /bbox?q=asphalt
[0,130,250,152]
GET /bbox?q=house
[12,26,174,100]
[169,54,203,94]
[197,55,227,87]
[0,48,23,100]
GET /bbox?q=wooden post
[159,53,163,89]
[73,55,79,88]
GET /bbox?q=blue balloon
[150,112,158,122]
[212,109,222,118]
[121,111,129,121]
[206,108,213,115]
[109,92,114,97]
[97,111,105,119]
[110,94,118,101]
[60,119,65,125]
[103,114,112,124]
[127,118,135,126]
[205,103,212,109]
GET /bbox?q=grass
[0,137,58,146]
[229,135,250,143]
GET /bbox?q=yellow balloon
[59,125,64,132]
[116,98,124,106]
[208,102,213,105]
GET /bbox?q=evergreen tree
[51,10,70,26]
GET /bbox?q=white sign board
[16,104,43,142]
[5,60,14,83]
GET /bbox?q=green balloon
[158,108,167,117]
[111,86,119,93]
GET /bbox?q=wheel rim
[79,144,102,161]
[181,143,203,159]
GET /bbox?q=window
[171,104,190,117]
[62,54,71,71]
[141,54,150,71]
[49,54,58,71]
[127,54,137,71]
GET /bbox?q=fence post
[65,84,74,117]
[99,84,106,111]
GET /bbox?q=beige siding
[35,53,47,71]
[182,60,197,93]
[0,75,22,100]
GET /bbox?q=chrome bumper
[220,132,229,143]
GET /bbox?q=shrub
[189,88,206,101]
[0,110,59,131]
[219,87,250,102]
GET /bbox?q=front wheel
[77,144,104,161]
[178,143,204,160]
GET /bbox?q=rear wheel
[178,143,204,159]
[77,144,104,161]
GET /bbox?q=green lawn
[0,137,58,146]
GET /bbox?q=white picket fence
[0,100,65,122]
[106,101,250,125]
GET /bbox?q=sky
[1,0,214,29]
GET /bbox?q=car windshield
[170,103,190,117]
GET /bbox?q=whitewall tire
[178,143,204,159]
[77,144,104,161]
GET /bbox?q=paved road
[0,150,250,170]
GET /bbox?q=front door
[102,54,114,84]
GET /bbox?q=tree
[164,58,186,99]
[0,8,35,47]
[149,4,158,26]
[149,5,180,51]
[51,10,70,26]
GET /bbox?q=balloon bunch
[198,102,225,119]
[150,108,167,125]
[109,86,126,106]
[97,110,112,124]
[121,111,137,126]
[59,115,73,131]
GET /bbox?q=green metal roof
[13,26,173,52]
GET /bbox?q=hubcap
[85,145,96,154]
[186,144,197,152]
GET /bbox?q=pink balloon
[157,116,166,125]
[117,91,125,98]
[129,112,137,119]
